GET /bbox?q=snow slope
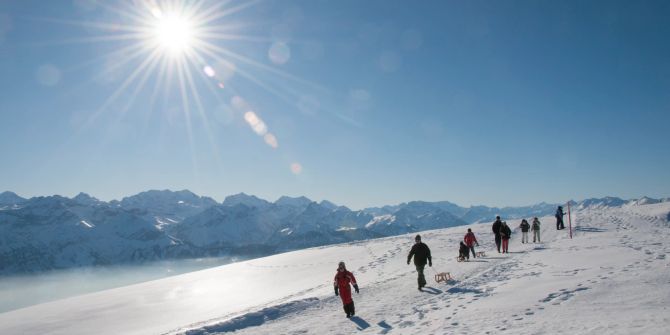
[1,203,668,335]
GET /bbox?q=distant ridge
[1,190,667,274]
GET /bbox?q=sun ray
[44,0,340,180]
[82,47,163,129]
[25,33,150,48]
[175,56,202,186]
[182,51,227,167]
[23,16,146,33]
[94,1,150,26]
[148,55,171,115]
[196,44,295,104]
[194,0,262,26]
[199,32,277,43]
[119,51,163,118]
[198,40,327,92]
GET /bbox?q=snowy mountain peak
[72,192,101,206]
[0,191,26,206]
[318,200,339,211]
[627,196,660,206]
[222,193,271,208]
[575,197,626,209]
[275,196,313,209]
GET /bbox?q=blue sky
[0,0,669,209]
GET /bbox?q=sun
[151,10,194,56]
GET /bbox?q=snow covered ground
[1,203,668,334]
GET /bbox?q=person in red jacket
[464,228,479,258]
[334,261,359,318]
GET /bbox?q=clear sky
[1,0,669,209]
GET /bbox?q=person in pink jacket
[334,261,359,318]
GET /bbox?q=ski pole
[567,202,573,239]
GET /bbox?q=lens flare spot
[290,163,303,175]
[244,111,259,125]
[269,42,291,64]
[203,65,216,77]
[218,82,225,89]
[264,133,278,148]
[244,111,268,136]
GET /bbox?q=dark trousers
[557,217,565,230]
[343,301,355,317]
[469,246,476,258]
[494,234,501,252]
[415,264,426,288]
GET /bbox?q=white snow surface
[1,203,669,335]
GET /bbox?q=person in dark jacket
[407,234,432,291]
[459,241,469,261]
[532,217,541,243]
[492,216,502,253]
[519,219,530,244]
[334,261,359,318]
[464,228,479,258]
[500,221,512,253]
[556,206,565,230]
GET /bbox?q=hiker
[500,221,512,253]
[519,219,530,244]
[532,217,541,243]
[334,261,359,318]
[556,206,566,230]
[464,228,479,258]
[407,234,432,291]
[492,216,503,253]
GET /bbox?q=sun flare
[152,10,194,55]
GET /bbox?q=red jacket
[334,270,357,304]
[464,232,478,247]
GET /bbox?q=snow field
[180,204,670,335]
[0,203,668,335]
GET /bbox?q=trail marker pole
[567,202,573,239]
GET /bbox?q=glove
[476,243,480,247]
[334,286,339,296]
[428,260,432,267]
[354,284,359,294]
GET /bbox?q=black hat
[415,234,421,241]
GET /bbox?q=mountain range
[0,190,667,275]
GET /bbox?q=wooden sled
[434,272,452,283]
[475,251,486,258]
